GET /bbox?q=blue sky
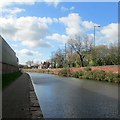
[0,1,118,64]
[16,2,117,24]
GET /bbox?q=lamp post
[94,25,101,48]
[93,25,101,65]
[64,43,67,68]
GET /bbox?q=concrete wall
[0,37,2,74]
[0,35,2,120]
[0,35,19,73]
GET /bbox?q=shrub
[82,71,93,80]
[38,69,43,73]
[118,77,120,83]
[92,70,106,81]
[72,72,80,78]
[54,67,119,83]
[84,67,92,71]
[105,72,119,83]
[47,70,50,73]
[71,71,84,78]
[58,68,71,77]
[49,71,54,74]
[79,71,84,76]
[112,77,119,83]
[118,74,120,83]
[104,72,114,82]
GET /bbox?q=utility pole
[93,25,101,65]
[70,47,73,68]
[64,43,67,68]
[94,26,95,49]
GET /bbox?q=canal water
[29,72,119,118]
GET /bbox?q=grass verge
[23,68,120,84]
[2,71,22,90]
[58,68,120,83]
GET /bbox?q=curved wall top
[0,35,18,66]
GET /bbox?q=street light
[64,43,67,68]
[94,25,101,48]
[93,25,101,65]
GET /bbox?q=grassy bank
[24,67,120,84]
[58,68,120,83]
[2,71,22,90]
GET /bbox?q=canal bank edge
[28,73,44,119]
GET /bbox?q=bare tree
[55,49,64,68]
[68,35,93,67]
[66,47,76,67]
[51,49,64,68]
[26,60,33,67]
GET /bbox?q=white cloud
[0,0,60,9]
[16,48,42,64]
[18,49,34,56]
[17,49,41,56]
[70,6,75,10]
[61,6,75,11]
[0,0,37,8]
[2,7,25,17]
[89,23,118,46]
[93,23,118,45]
[61,6,69,11]
[53,18,58,22]
[0,16,53,48]
[0,10,117,50]
[11,43,18,48]
[100,23,118,42]
[43,0,59,7]
[22,39,51,48]
[46,33,68,43]
[59,13,117,45]
[82,21,99,30]
[59,13,100,37]
[59,13,83,36]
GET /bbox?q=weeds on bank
[23,68,119,83]
[58,68,119,83]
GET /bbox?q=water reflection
[29,72,118,118]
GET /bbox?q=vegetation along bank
[24,66,120,84]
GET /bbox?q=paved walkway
[2,73,43,119]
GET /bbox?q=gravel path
[2,73,43,119]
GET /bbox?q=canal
[29,72,119,118]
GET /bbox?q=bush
[71,71,84,78]
[58,68,71,77]
[112,77,119,83]
[84,67,92,71]
[49,71,54,74]
[92,70,106,81]
[82,71,93,80]
[105,72,119,83]
[72,72,80,78]
[104,72,112,82]
[79,71,84,76]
